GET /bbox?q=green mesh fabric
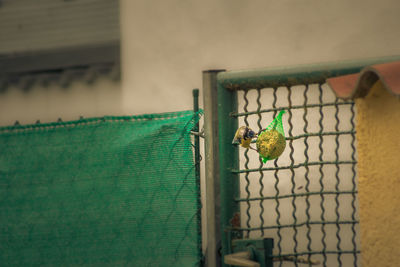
[257,110,286,163]
[265,110,285,133]
[0,110,202,267]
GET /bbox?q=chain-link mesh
[0,110,202,267]
[232,83,360,266]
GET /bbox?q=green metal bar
[264,238,274,267]
[237,130,356,145]
[286,131,356,140]
[238,220,359,231]
[273,250,361,257]
[216,72,240,267]
[192,89,202,264]
[235,190,358,202]
[231,160,357,174]
[231,101,353,117]
[219,55,400,90]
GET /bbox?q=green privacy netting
[0,110,202,267]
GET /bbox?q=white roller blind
[0,0,120,74]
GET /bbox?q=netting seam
[0,110,203,134]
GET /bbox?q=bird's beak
[232,138,239,145]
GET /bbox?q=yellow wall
[356,80,400,267]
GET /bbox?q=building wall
[356,80,400,267]
[1,0,400,124]
[1,1,400,264]
[0,77,121,126]
[0,0,120,54]
[120,0,400,115]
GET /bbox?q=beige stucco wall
[120,0,400,115]
[0,78,121,126]
[1,2,400,264]
[356,80,400,267]
[1,0,400,124]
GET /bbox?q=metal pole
[203,70,225,267]
[192,88,202,264]
[193,88,201,184]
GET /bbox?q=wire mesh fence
[232,83,360,266]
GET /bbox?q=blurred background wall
[1,0,400,125]
[120,0,400,114]
[1,1,400,264]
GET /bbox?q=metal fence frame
[202,55,400,267]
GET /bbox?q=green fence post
[217,72,240,266]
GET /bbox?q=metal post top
[203,69,226,73]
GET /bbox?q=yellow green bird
[232,126,257,149]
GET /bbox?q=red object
[327,60,400,99]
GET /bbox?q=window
[0,0,120,78]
